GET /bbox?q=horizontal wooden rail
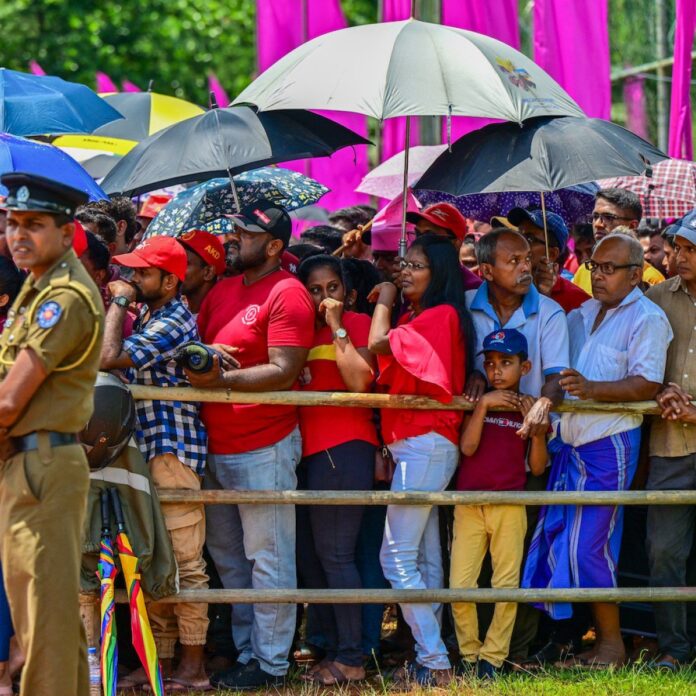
[129,385,667,415]
[157,489,696,506]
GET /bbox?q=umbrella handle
[100,489,112,536]
[109,487,126,533]
[332,219,373,257]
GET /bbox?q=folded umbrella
[146,168,329,238]
[101,106,370,197]
[0,133,107,201]
[98,490,118,696]
[109,488,164,696]
[0,68,123,136]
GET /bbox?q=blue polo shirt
[466,282,570,397]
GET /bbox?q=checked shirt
[123,297,207,475]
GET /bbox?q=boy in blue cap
[450,328,548,679]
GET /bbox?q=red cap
[406,202,468,240]
[112,236,187,281]
[73,218,88,257]
[177,229,226,276]
[138,193,172,220]
[281,250,299,275]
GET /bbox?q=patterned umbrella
[98,490,118,696]
[415,183,598,227]
[109,489,164,696]
[598,159,696,219]
[146,168,329,238]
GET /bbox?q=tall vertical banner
[668,0,696,159]
[441,0,520,142]
[380,0,419,163]
[533,0,610,119]
[257,0,369,209]
[624,76,649,141]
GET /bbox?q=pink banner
[533,0,610,119]
[256,0,369,209]
[624,76,649,141]
[441,0,519,142]
[208,73,230,108]
[28,60,45,76]
[669,0,696,159]
[95,72,119,93]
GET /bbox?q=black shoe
[477,658,499,680]
[211,659,286,690]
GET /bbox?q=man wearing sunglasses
[572,189,664,294]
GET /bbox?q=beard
[232,244,268,273]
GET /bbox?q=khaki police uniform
[0,247,104,696]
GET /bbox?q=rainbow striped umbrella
[109,489,164,696]
[98,490,118,696]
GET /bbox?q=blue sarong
[0,563,12,662]
[521,427,641,619]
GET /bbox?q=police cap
[1,172,88,217]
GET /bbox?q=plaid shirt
[123,297,207,474]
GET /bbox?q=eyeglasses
[400,261,430,272]
[584,260,642,275]
[591,212,637,225]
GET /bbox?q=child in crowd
[450,328,548,679]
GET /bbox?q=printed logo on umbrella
[495,58,537,92]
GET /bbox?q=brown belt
[0,431,78,460]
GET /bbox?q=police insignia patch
[36,301,62,329]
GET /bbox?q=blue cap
[671,209,696,245]
[479,328,528,359]
[508,207,569,252]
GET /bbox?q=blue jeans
[0,563,12,662]
[204,428,302,676]
[380,432,459,670]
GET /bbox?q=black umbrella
[415,116,668,196]
[101,106,370,196]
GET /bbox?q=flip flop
[309,661,365,686]
[163,677,213,693]
[560,656,622,670]
[652,659,679,672]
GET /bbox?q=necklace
[243,264,282,286]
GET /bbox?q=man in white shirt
[523,232,672,669]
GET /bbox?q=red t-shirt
[299,311,378,457]
[197,269,315,454]
[551,275,590,314]
[377,304,466,446]
[456,410,528,491]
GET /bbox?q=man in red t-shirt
[186,200,314,691]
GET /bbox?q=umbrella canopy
[101,106,370,196]
[598,158,696,219]
[0,133,107,201]
[0,68,123,136]
[416,183,599,227]
[357,145,447,199]
[146,167,329,238]
[234,19,584,123]
[94,92,205,141]
[416,116,668,195]
[98,491,118,696]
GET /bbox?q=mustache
[516,274,533,284]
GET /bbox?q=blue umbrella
[415,183,599,227]
[0,68,123,136]
[0,133,106,201]
[146,167,329,238]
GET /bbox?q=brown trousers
[148,454,209,659]
[0,438,90,696]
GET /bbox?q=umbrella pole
[540,191,550,261]
[399,116,412,258]
[228,171,241,213]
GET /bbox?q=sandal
[309,661,365,686]
[162,677,213,693]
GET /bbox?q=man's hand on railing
[463,370,486,402]
[657,382,696,422]
[184,344,240,389]
[516,396,552,439]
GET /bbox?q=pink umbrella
[356,145,446,200]
[371,188,421,251]
[598,159,696,219]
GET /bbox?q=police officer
[0,173,104,696]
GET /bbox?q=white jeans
[380,432,459,670]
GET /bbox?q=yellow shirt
[572,262,665,295]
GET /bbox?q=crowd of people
[0,178,693,692]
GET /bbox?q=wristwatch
[333,327,348,341]
[113,296,130,309]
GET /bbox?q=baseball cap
[112,236,188,281]
[178,229,226,276]
[490,216,517,230]
[507,208,569,251]
[406,202,468,240]
[227,200,292,248]
[670,209,696,246]
[138,193,172,220]
[479,328,529,359]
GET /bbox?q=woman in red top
[368,234,473,686]
[296,255,378,686]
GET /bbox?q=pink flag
[533,0,610,118]
[28,60,46,76]
[122,80,142,93]
[95,71,119,93]
[208,73,230,108]
[624,76,649,141]
[256,0,369,209]
[441,0,519,142]
[669,0,696,159]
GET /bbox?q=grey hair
[475,228,527,266]
[595,231,644,267]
